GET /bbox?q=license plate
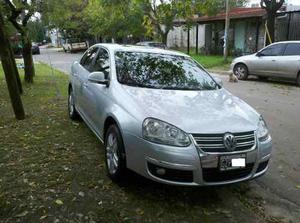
[219,154,246,171]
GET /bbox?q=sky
[248,0,300,5]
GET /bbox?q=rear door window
[284,43,300,56]
[260,43,286,56]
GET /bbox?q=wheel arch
[103,116,127,158]
[234,62,249,72]
[103,116,122,141]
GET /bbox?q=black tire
[297,73,300,87]
[104,125,127,182]
[233,63,248,80]
[258,76,268,81]
[68,88,80,120]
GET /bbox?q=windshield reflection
[115,51,219,90]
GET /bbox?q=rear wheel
[105,125,127,182]
[297,73,300,87]
[234,63,248,80]
[68,88,80,120]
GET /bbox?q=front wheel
[234,64,248,80]
[105,125,127,182]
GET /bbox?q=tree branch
[260,0,266,9]
[4,0,25,34]
[275,0,285,11]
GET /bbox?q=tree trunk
[161,32,168,45]
[9,46,23,94]
[266,11,276,45]
[0,12,25,120]
[22,34,35,83]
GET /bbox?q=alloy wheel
[106,132,119,175]
[68,93,74,116]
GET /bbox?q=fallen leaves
[55,199,64,205]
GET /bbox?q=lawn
[174,48,233,70]
[0,63,269,223]
[190,54,233,71]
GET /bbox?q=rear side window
[260,44,286,56]
[80,47,98,71]
[284,43,300,56]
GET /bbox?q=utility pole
[223,0,230,62]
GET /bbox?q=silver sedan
[231,41,300,86]
[68,44,272,186]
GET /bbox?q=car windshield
[115,51,219,90]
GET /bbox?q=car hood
[121,86,260,134]
[233,54,255,62]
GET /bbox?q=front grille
[202,163,254,182]
[192,131,255,153]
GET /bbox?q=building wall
[167,24,206,49]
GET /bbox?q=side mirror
[256,52,262,57]
[214,77,223,87]
[88,72,109,86]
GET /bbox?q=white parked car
[231,41,300,86]
[63,39,88,53]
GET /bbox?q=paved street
[33,47,82,74]
[34,48,300,222]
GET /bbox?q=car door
[251,43,286,77]
[277,43,300,79]
[74,47,99,117]
[81,47,111,136]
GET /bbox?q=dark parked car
[32,43,40,55]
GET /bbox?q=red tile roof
[196,7,266,23]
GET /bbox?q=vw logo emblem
[223,133,237,151]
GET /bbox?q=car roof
[137,41,164,44]
[92,43,188,57]
[270,41,300,45]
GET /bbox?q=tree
[260,0,285,45]
[42,0,90,40]
[139,0,180,45]
[83,0,146,42]
[28,19,46,43]
[0,9,25,120]
[139,0,247,45]
[4,0,40,83]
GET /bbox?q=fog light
[156,168,166,175]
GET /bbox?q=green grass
[191,54,233,70]
[174,48,233,70]
[0,63,275,223]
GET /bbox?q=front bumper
[123,132,272,186]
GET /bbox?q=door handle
[73,73,78,77]
[272,59,276,62]
[83,83,88,88]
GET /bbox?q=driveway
[34,47,300,222]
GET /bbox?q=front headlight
[257,117,269,141]
[142,118,191,147]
